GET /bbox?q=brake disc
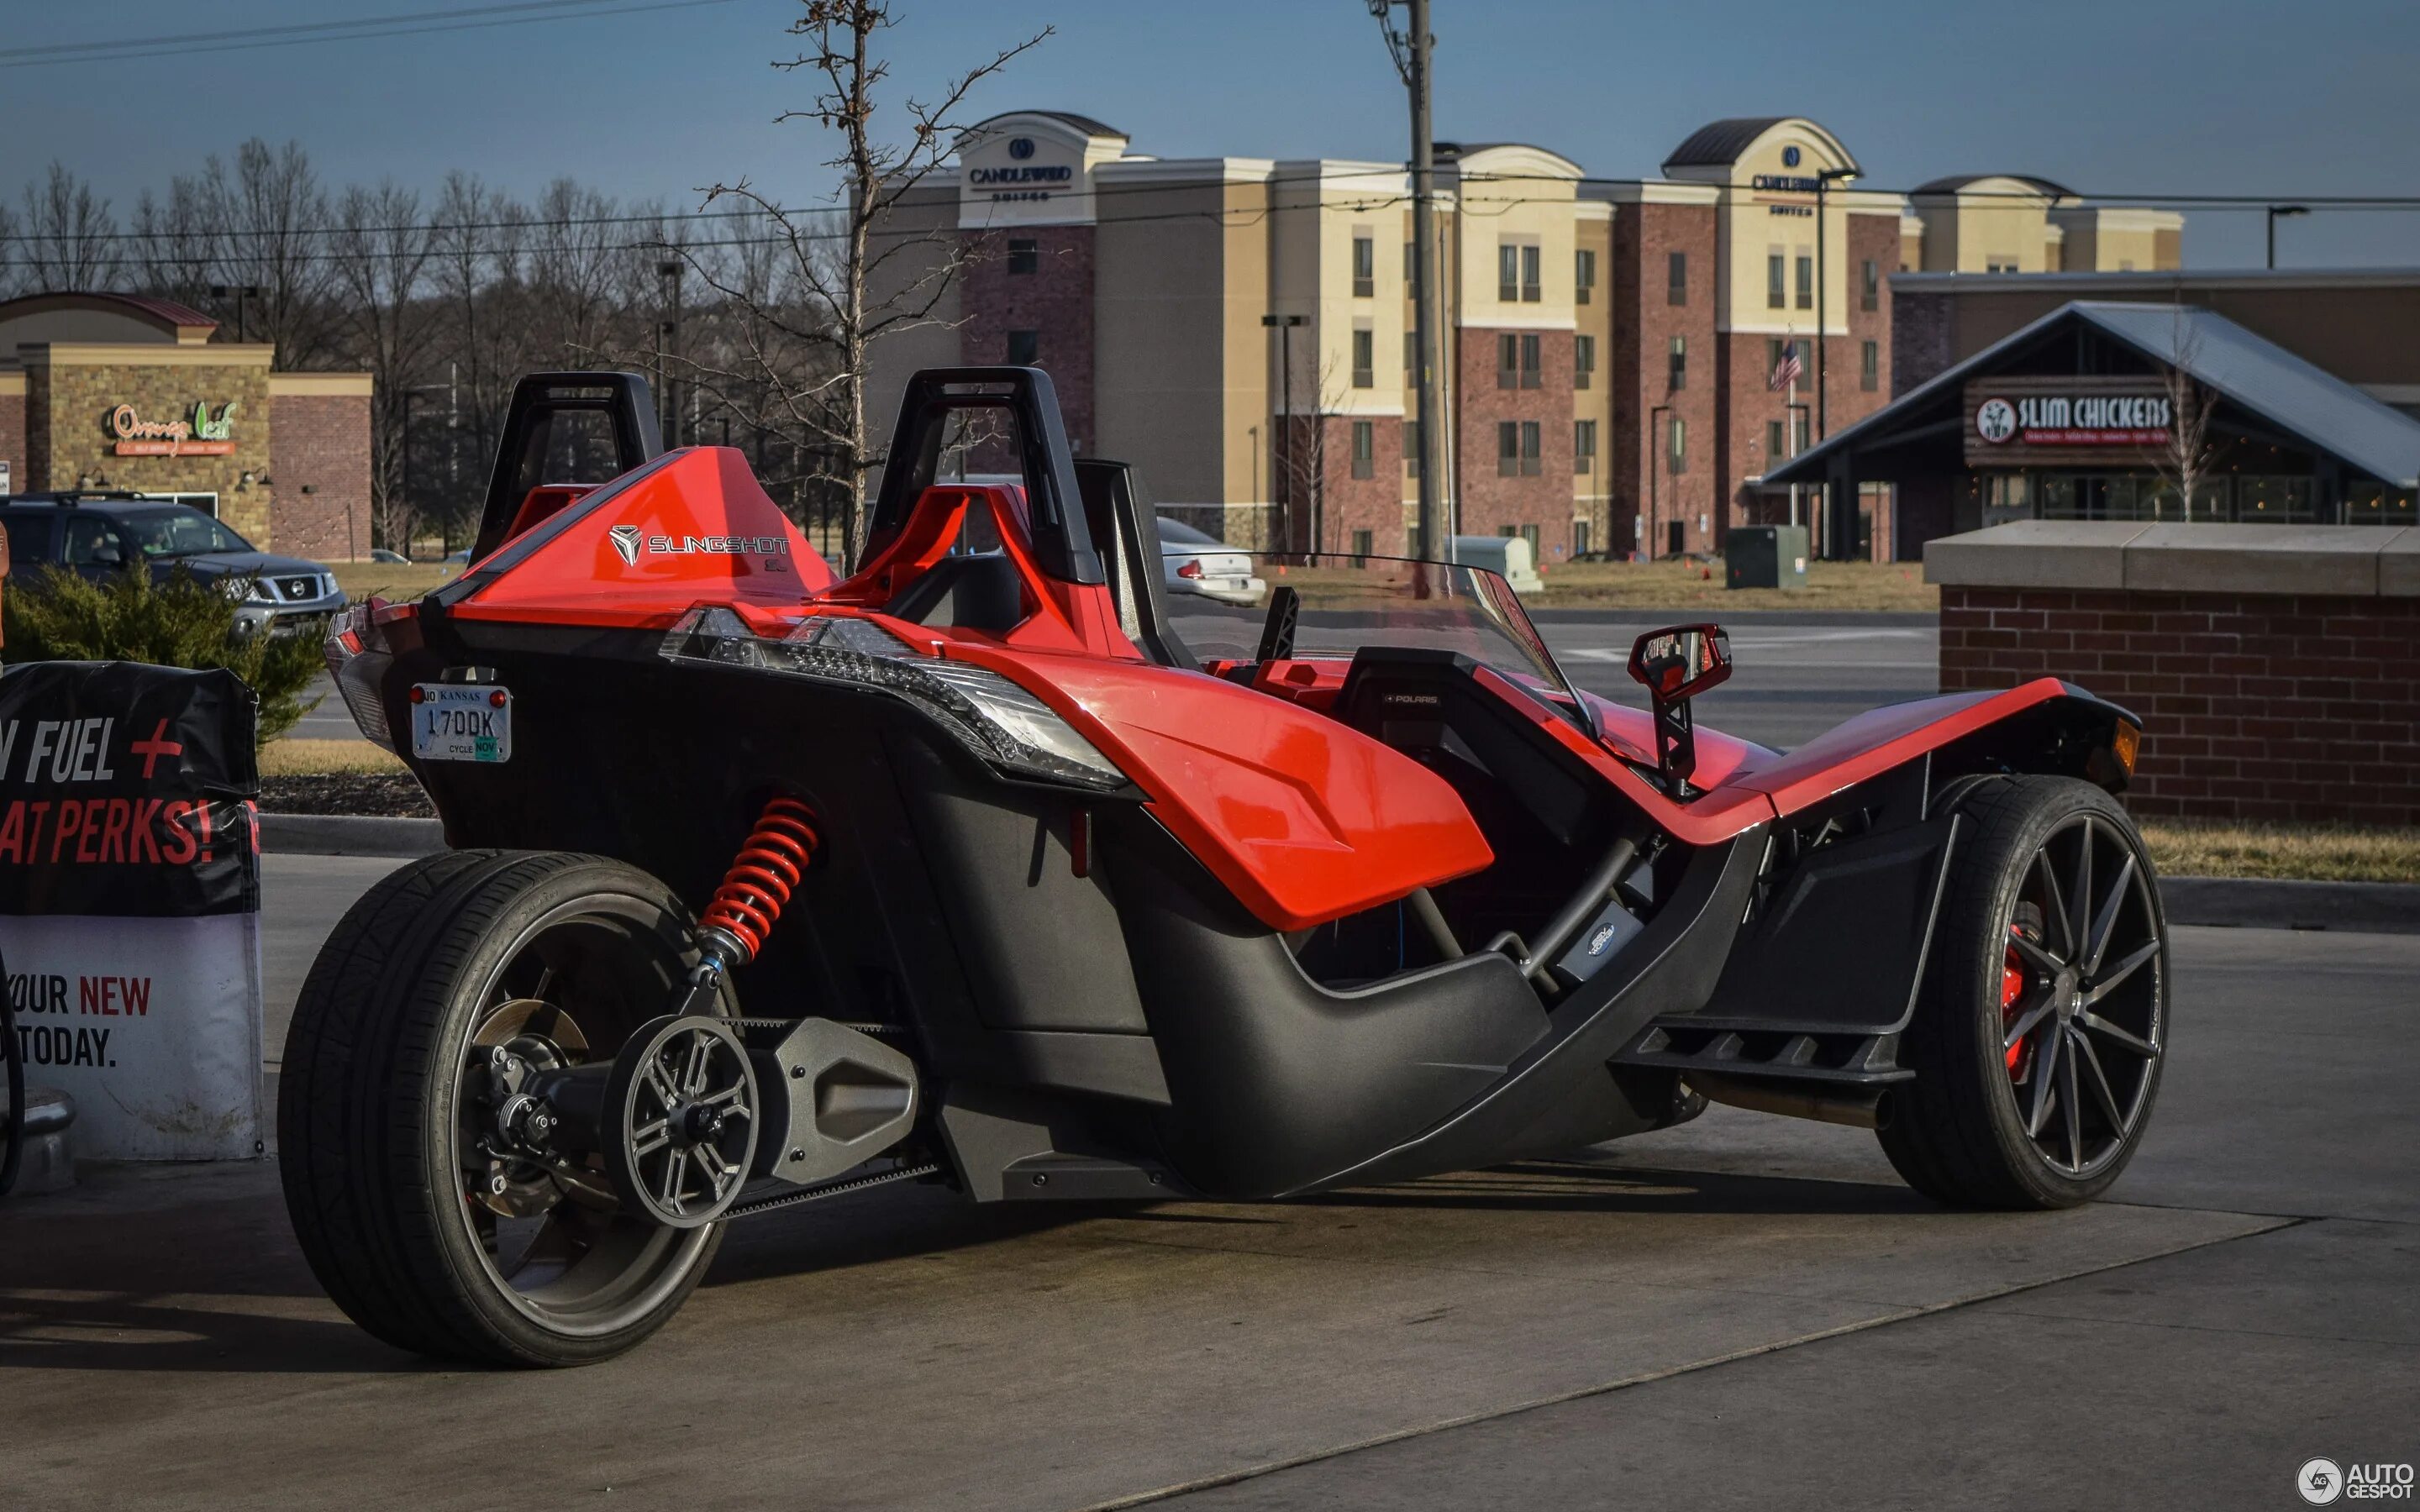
[470,998,599,1219]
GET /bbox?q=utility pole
[656,260,685,446]
[2266,204,2308,270]
[1373,0,1444,561]
[1262,313,1306,550]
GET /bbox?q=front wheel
[1879,777,2168,1209]
[278,851,729,1367]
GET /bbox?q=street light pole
[1372,0,1444,562]
[1262,313,1307,552]
[1649,402,1670,560]
[2266,204,2309,270]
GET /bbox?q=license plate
[412,684,512,763]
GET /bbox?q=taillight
[324,598,400,753]
[1176,559,1204,580]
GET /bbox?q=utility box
[1728,525,1809,591]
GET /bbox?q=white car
[1156,517,1267,607]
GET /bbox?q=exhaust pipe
[1687,1072,1893,1131]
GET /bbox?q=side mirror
[1628,623,1731,795]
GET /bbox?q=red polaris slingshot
[287,368,2167,1366]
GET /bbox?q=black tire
[1879,776,2168,1210]
[278,850,729,1367]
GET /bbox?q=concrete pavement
[3,923,2410,1511]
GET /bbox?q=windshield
[1164,553,1597,736]
[113,507,254,558]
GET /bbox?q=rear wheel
[1879,777,2167,1209]
[278,851,729,1367]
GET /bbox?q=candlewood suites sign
[1965,376,2173,467]
[106,400,239,457]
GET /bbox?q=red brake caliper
[2001,927,2028,1077]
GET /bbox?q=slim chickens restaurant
[1765,298,2420,553]
[0,291,373,558]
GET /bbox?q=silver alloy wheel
[1997,813,2165,1178]
[444,895,720,1339]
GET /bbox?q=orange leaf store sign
[108,400,239,457]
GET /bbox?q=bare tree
[129,174,218,309]
[203,139,334,365]
[13,163,121,293]
[2147,304,2225,521]
[666,0,1050,568]
[1274,354,1352,555]
[329,182,439,554]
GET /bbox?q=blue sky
[11,0,2419,267]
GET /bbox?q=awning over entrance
[1765,301,2420,540]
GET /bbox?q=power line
[0,0,745,71]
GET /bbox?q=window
[1573,519,1591,558]
[1795,254,1813,310]
[1860,339,1879,392]
[1668,335,1687,391]
[1351,419,1375,479]
[1520,420,1541,476]
[1497,333,1540,389]
[1403,240,1414,279]
[1499,243,1521,302]
[1668,250,1688,306]
[1767,420,1786,459]
[1574,418,1597,475]
[1576,248,1597,305]
[1403,330,1418,375]
[1497,421,1520,476]
[1793,412,1810,452]
[1352,528,1374,561]
[1667,415,1686,475]
[1351,328,1374,389]
[1352,234,1376,297]
[1767,252,1786,309]
[1522,522,1540,556]
[1403,419,1420,474]
[1860,258,1879,312]
[1986,255,2019,275]
[1007,239,1038,276]
[1767,337,1786,375]
[1522,244,1541,302]
[1007,328,1039,366]
[2,515,54,564]
[63,515,126,567]
[1574,333,1595,390]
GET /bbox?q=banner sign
[0,661,260,916]
[1,661,265,1160]
[1965,375,2175,467]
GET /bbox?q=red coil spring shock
[697,796,820,968]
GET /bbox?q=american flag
[1768,340,1803,392]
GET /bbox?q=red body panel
[1723,680,2072,814]
[451,448,834,627]
[948,643,1496,932]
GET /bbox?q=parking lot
[6,857,2413,1509]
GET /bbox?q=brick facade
[1939,585,2420,825]
[268,391,372,558]
[957,227,1097,454]
[1455,326,1574,541]
[1276,412,1402,556]
[1891,288,1954,398]
[1610,201,1718,559]
[0,382,23,495]
[29,357,276,540]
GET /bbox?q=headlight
[659,606,1126,790]
[244,576,279,604]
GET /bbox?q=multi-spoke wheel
[281,852,731,1366]
[1880,777,2168,1208]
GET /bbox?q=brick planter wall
[1939,584,2420,825]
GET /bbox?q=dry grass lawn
[331,562,458,601]
[1530,558,1935,612]
[261,738,408,776]
[2139,818,2420,885]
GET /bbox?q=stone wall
[1930,522,2420,825]
[31,354,276,540]
[0,381,23,493]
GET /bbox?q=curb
[250,815,2420,935]
[2160,875,2420,936]
[257,812,444,858]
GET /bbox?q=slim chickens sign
[1965,376,2175,467]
